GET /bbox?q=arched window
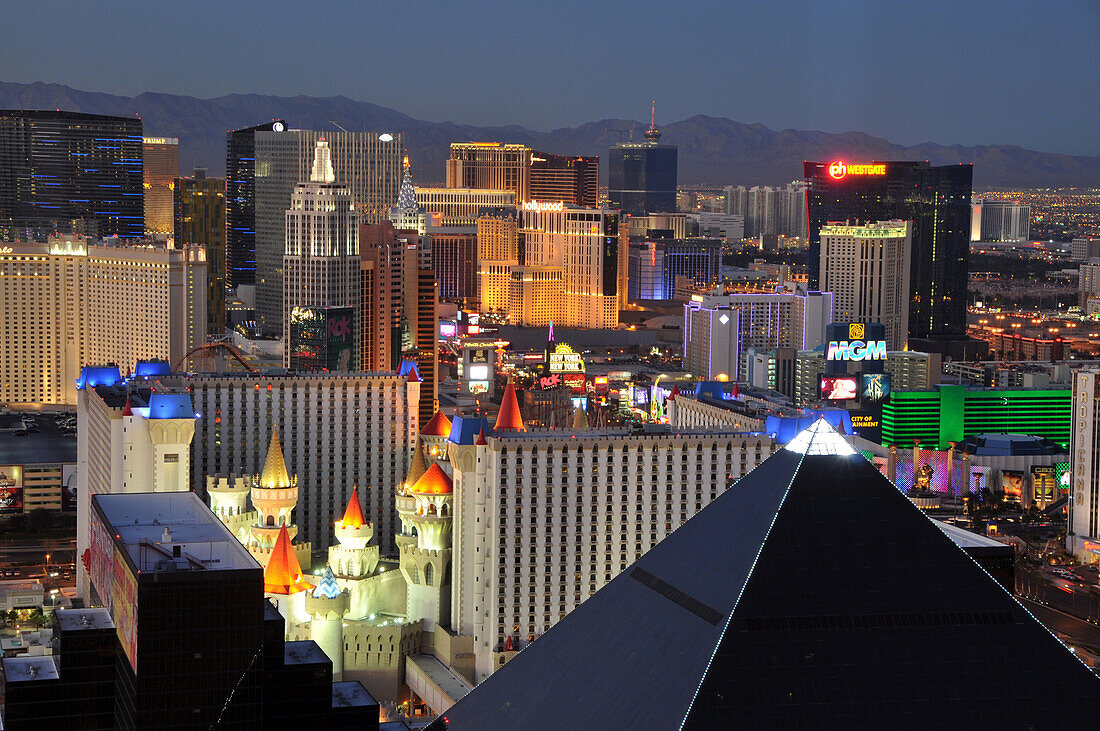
[425,563,434,586]
[411,565,420,584]
[427,503,437,516]
[440,503,449,517]
[265,515,274,526]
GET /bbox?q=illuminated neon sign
[521,200,564,212]
[827,340,887,362]
[0,247,12,254]
[828,161,887,180]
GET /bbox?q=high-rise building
[477,208,520,314]
[0,110,143,239]
[446,143,531,200]
[447,423,776,681]
[433,419,1100,728]
[972,199,1030,242]
[723,182,807,239]
[175,168,227,335]
[683,286,833,381]
[515,201,621,328]
[431,229,479,303]
[226,120,286,288]
[360,221,412,372]
[1072,237,1100,261]
[74,366,197,599]
[0,237,207,406]
[819,220,911,351]
[530,152,599,208]
[283,139,360,371]
[446,143,597,207]
[414,187,515,218]
[184,371,418,552]
[1070,369,1100,562]
[804,161,973,348]
[50,491,377,728]
[608,114,677,216]
[627,238,721,301]
[254,129,403,333]
[142,137,178,237]
[507,266,564,326]
[1079,259,1100,305]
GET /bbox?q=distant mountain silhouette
[2,81,1097,188]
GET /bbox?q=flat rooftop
[2,656,59,683]
[54,607,113,632]
[284,640,330,667]
[407,654,472,703]
[93,492,257,573]
[332,681,378,708]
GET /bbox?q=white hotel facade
[0,236,206,406]
[448,428,776,680]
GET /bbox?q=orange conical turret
[410,463,453,495]
[495,380,525,432]
[421,410,452,437]
[341,486,365,528]
[264,525,311,594]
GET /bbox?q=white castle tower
[398,457,453,630]
[328,486,381,618]
[305,567,350,680]
[251,426,299,548]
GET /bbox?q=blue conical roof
[313,566,341,599]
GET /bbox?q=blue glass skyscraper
[0,110,143,239]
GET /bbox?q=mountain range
[1,81,1098,188]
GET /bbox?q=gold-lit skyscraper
[143,137,179,236]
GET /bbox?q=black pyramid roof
[429,419,1100,729]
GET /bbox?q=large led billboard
[821,376,858,401]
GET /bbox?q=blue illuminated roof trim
[146,393,195,420]
[75,365,122,391]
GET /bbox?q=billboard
[0,466,22,515]
[112,545,138,674]
[821,376,858,401]
[62,464,77,512]
[325,307,354,371]
[861,373,891,405]
[88,505,115,610]
[1001,470,1024,502]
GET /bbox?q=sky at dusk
[2,0,1098,155]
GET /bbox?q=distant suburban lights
[828,161,887,179]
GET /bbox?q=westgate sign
[828,161,887,180]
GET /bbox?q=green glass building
[881,385,1071,449]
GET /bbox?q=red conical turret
[341,486,365,528]
[475,425,488,446]
[495,380,525,432]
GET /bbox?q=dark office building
[804,161,973,348]
[0,110,143,239]
[175,168,227,334]
[429,419,1100,729]
[431,230,479,303]
[608,124,677,216]
[0,492,377,730]
[530,151,599,208]
[226,120,285,288]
